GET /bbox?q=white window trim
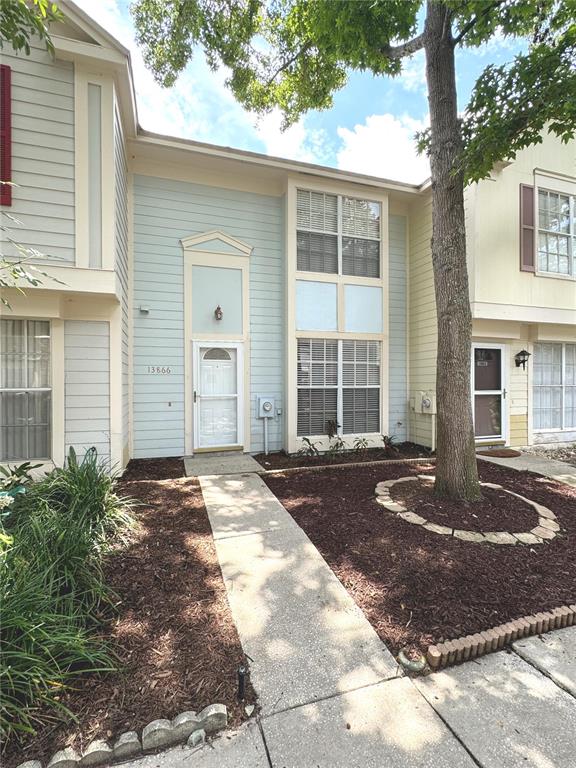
[535,184,576,281]
[296,338,382,439]
[296,188,382,279]
[0,319,54,462]
[533,342,576,433]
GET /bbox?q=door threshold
[193,445,244,454]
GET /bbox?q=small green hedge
[0,448,134,744]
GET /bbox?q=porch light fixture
[214,305,223,321]
[514,349,531,370]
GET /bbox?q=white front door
[472,344,507,442]
[193,342,243,449]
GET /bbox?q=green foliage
[0,461,42,492]
[297,437,320,457]
[381,434,399,454]
[1,209,66,308]
[131,0,576,182]
[0,449,134,745]
[0,0,62,55]
[353,436,369,454]
[326,434,345,457]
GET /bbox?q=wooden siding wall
[408,194,436,448]
[64,321,111,461]
[114,105,130,459]
[3,43,75,263]
[132,175,284,458]
[388,215,408,441]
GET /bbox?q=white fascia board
[134,132,424,195]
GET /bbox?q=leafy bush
[0,448,134,744]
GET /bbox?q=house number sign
[147,366,172,374]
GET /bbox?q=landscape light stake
[237,664,246,701]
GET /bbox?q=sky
[74,1,524,185]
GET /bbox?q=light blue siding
[192,266,243,335]
[133,175,284,458]
[296,281,337,331]
[344,285,383,333]
[3,43,75,263]
[114,106,130,460]
[388,215,408,440]
[65,321,110,462]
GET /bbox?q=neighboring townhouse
[1,2,574,470]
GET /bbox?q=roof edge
[135,128,428,193]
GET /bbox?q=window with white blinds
[297,338,381,436]
[1,319,52,460]
[296,189,381,277]
[533,342,576,430]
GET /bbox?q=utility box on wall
[258,396,275,418]
[411,391,437,414]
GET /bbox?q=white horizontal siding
[133,175,284,458]
[114,105,130,461]
[3,43,75,263]
[65,321,110,463]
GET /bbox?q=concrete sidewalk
[477,451,576,488]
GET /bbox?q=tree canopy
[132,0,576,183]
[0,0,62,57]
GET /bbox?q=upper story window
[537,189,575,276]
[296,189,381,277]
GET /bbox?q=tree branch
[452,1,506,47]
[264,43,311,87]
[380,33,426,60]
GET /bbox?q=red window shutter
[0,64,12,206]
[519,184,535,272]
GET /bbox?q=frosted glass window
[1,319,51,460]
[533,343,576,430]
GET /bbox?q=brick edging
[257,455,436,476]
[427,605,576,670]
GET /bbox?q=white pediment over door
[180,230,253,257]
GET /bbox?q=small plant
[327,435,346,458]
[0,461,42,492]
[297,437,320,457]
[382,434,399,455]
[353,436,369,454]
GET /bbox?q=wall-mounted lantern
[214,305,223,321]
[514,349,531,370]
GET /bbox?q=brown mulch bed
[390,480,539,532]
[264,461,576,658]
[121,456,185,481]
[254,442,431,470]
[6,473,254,768]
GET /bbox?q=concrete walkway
[117,465,576,767]
[184,453,262,476]
[478,450,576,488]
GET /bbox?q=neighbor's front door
[472,345,506,441]
[193,343,243,449]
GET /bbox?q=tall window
[297,338,380,436]
[297,189,381,277]
[537,189,575,276]
[1,319,51,460]
[533,342,576,431]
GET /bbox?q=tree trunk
[424,1,481,500]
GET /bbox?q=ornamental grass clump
[0,448,135,745]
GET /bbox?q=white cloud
[398,50,427,94]
[254,110,330,164]
[336,114,430,184]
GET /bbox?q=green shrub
[0,448,134,744]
